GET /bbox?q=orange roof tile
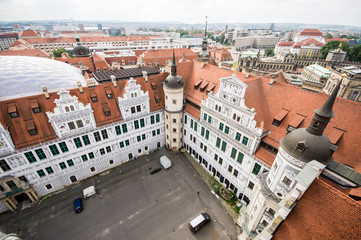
[21,30,38,37]
[142,48,198,67]
[0,49,48,57]
[273,178,361,240]
[299,29,323,36]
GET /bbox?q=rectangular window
[252,163,261,175]
[74,137,83,148]
[228,165,233,173]
[18,176,27,183]
[203,113,207,121]
[190,119,194,129]
[94,132,101,142]
[45,166,54,174]
[184,115,187,124]
[156,114,160,123]
[25,152,37,163]
[67,159,74,167]
[216,137,221,148]
[134,120,139,129]
[58,142,69,153]
[68,122,76,130]
[219,123,224,131]
[142,134,146,140]
[157,129,160,135]
[235,132,241,141]
[248,181,254,190]
[120,141,125,148]
[225,126,229,134]
[150,115,155,124]
[106,146,111,153]
[81,154,88,162]
[59,162,67,169]
[231,148,237,159]
[88,152,95,159]
[194,122,198,131]
[37,169,46,177]
[208,116,212,123]
[76,120,84,128]
[82,135,90,145]
[205,130,209,140]
[242,136,249,146]
[137,105,141,112]
[152,130,156,136]
[237,152,244,164]
[201,127,205,137]
[100,148,105,155]
[0,159,11,171]
[137,136,141,142]
[35,149,47,159]
[221,141,227,152]
[115,126,122,135]
[233,169,238,177]
[125,140,130,146]
[282,176,292,187]
[140,118,145,128]
[131,106,136,114]
[101,129,108,139]
[122,124,128,133]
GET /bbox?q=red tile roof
[299,29,323,36]
[208,47,233,61]
[0,49,48,57]
[301,38,321,43]
[142,48,198,67]
[325,37,349,43]
[273,178,361,240]
[277,41,295,47]
[21,30,39,37]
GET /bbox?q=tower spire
[171,49,177,76]
[204,16,208,37]
[307,76,342,135]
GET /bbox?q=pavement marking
[100,228,110,237]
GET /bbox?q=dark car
[73,198,83,213]
[188,213,211,233]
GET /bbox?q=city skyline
[1,0,361,27]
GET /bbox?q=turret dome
[165,50,184,89]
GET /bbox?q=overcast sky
[1,0,360,27]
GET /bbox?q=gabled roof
[277,41,295,47]
[21,30,39,37]
[273,178,361,240]
[299,29,323,36]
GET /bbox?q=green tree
[219,34,225,44]
[178,29,189,37]
[52,48,73,58]
[207,32,215,41]
[349,45,361,62]
[265,48,275,57]
[326,33,333,39]
[320,41,350,59]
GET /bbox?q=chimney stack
[41,86,50,99]
[77,81,83,93]
[110,75,117,87]
[142,71,148,82]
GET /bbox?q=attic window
[103,104,111,116]
[151,82,157,90]
[200,81,209,93]
[288,114,305,128]
[297,142,306,153]
[30,100,41,114]
[154,94,160,103]
[282,176,292,187]
[105,88,113,99]
[273,109,289,127]
[8,104,19,118]
[26,120,37,136]
[194,79,202,89]
[89,92,98,102]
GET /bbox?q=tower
[239,80,342,239]
[198,16,210,67]
[163,50,184,151]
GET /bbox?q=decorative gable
[46,89,96,138]
[218,75,248,108]
[0,122,15,157]
[118,78,150,121]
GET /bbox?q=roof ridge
[316,178,361,209]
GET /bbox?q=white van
[188,213,211,233]
[160,156,171,169]
[83,186,96,199]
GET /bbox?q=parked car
[188,213,211,233]
[73,198,83,213]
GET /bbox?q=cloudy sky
[0,0,360,27]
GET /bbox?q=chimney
[42,86,50,99]
[77,81,83,93]
[110,75,117,87]
[142,71,148,82]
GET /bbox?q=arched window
[65,107,69,112]
[70,105,74,111]
[233,114,236,120]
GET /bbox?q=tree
[178,29,189,37]
[326,33,333,39]
[265,48,275,57]
[219,34,225,44]
[207,32,215,41]
[320,41,350,59]
[349,44,361,62]
[52,48,73,58]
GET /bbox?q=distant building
[326,48,347,67]
[235,36,279,50]
[0,33,18,51]
[19,30,39,39]
[299,64,330,92]
[79,24,84,31]
[97,23,102,30]
[294,29,325,43]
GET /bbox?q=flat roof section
[93,67,160,82]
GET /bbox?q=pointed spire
[204,16,208,37]
[314,78,342,118]
[171,49,177,76]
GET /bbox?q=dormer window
[297,142,306,153]
[8,104,19,118]
[30,100,41,114]
[151,82,157,90]
[103,67,107,71]
[155,94,160,103]
[103,104,111,116]
[105,88,113,99]
[90,92,98,102]
[273,109,289,127]
[282,176,292,187]
[26,120,37,136]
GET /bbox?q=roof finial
[204,16,208,37]
[314,77,342,118]
[171,49,177,76]
[71,17,80,43]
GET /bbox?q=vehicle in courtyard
[188,213,211,233]
[73,198,83,213]
[160,156,172,169]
